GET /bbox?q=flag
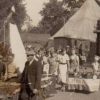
[4,6,15,25]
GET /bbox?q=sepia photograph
[0,0,100,100]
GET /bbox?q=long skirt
[59,64,67,84]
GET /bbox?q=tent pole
[63,16,66,47]
[63,16,65,36]
[3,6,15,47]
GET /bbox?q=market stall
[67,68,100,92]
[67,78,100,92]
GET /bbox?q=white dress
[58,54,69,84]
[42,56,49,75]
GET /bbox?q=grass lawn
[21,33,50,49]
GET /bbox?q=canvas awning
[50,0,100,42]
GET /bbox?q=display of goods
[68,68,100,79]
[0,82,21,97]
[41,75,52,88]
[68,68,94,78]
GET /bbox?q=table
[67,78,100,92]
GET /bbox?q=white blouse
[58,54,70,63]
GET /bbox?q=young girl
[70,48,79,73]
[92,56,100,74]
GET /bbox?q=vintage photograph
[0,0,100,100]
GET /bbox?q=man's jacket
[22,59,42,91]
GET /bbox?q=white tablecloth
[67,78,100,92]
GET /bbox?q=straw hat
[26,50,35,55]
[66,45,70,48]
[94,55,100,61]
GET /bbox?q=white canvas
[9,23,27,73]
[50,0,100,42]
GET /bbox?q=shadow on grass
[65,88,91,95]
[56,86,91,95]
[56,87,61,91]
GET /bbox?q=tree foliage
[39,0,65,35]
[0,0,29,33]
[30,0,100,36]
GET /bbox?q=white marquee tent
[10,23,27,73]
[50,0,100,42]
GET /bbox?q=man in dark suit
[19,51,42,100]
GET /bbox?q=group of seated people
[0,53,19,82]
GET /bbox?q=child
[92,56,100,75]
[80,52,86,68]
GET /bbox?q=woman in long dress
[58,48,70,91]
[70,48,79,73]
[42,50,50,75]
[48,52,58,94]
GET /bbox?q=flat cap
[26,50,35,55]
[94,55,100,61]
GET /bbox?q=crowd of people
[24,44,100,93]
[0,43,100,100]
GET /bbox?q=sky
[24,0,62,26]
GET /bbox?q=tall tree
[32,0,100,36]
[39,0,65,35]
[35,0,85,35]
[0,0,29,34]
